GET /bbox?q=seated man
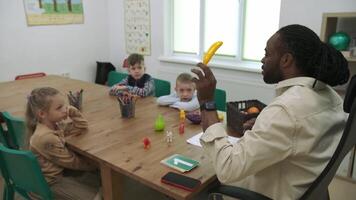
[191,24,349,200]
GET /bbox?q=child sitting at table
[109,53,155,97]
[157,73,199,112]
[26,87,101,200]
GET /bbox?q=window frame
[160,0,267,72]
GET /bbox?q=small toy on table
[155,114,165,132]
[179,110,185,134]
[166,130,173,145]
[143,137,151,149]
[186,110,202,124]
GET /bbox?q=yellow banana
[203,41,223,65]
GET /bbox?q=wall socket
[61,72,70,78]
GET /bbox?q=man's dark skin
[191,33,304,132]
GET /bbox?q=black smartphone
[161,172,201,192]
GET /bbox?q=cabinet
[321,12,356,182]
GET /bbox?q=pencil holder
[67,90,83,111]
[118,101,135,118]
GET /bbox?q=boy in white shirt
[157,73,199,112]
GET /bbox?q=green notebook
[161,154,199,173]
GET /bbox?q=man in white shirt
[191,24,350,200]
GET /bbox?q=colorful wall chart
[124,0,151,55]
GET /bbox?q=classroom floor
[1,176,354,200]
[0,175,210,200]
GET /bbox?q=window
[165,0,281,69]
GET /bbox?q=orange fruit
[247,106,260,114]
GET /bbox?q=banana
[203,41,223,65]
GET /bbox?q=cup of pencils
[117,92,138,118]
[67,89,83,111]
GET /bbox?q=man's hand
[191,63,217,105]
[191,63,219,131]
[243,118,256,132]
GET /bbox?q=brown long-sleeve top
[30,106,96,185]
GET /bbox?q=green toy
[155,114,165,132]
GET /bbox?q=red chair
[15,73,46,80]
[122,58,129,68]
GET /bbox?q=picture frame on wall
[23,0,84,26]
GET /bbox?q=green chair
[0,122,8,147]
[1,112,26,150]
[0,144,53,200]
[154,78,171,97]
[107,71,128,87]
[214,88,226,111]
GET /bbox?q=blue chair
[214,88,226,111]
[107,71,128,87]
[1,112,26,150]
[154,78,171,97]
[0,144,53,200]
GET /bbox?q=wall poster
[23,0,84,26]
[124,0,151,55]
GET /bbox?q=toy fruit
[186,113,202,124]
[247,106,260,114]
[155,114,165,131]
[203,41,223,65]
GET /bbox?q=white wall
[1,0,355,103]
[0,0,110,82]
[280,0,356,35]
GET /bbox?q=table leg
[100,163,123,200]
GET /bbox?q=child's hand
[68,105,80,118]
[112,85,127,93]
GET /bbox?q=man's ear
[280,52,294,68]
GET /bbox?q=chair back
[154,78,171,97]
[107,71,128,87]
[300,75,356,200]
[1,112,26,149]
[214,88,226,111]
[0,144,53,200]
[15,72,46,80]
[0,121,9,147]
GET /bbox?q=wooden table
[0,75,217,200]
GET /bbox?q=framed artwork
[124,0,151,55]
[23,0,84,26]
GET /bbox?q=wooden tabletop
[0,75,217,200]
